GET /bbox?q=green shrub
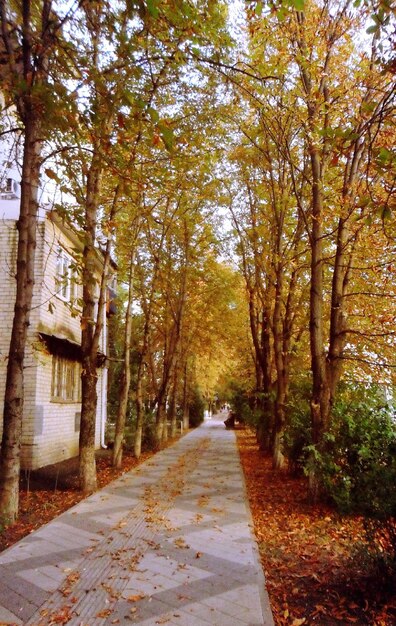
[283,379,396,565]
[229,384,263,428]
[318,383,396,519]
[189,387,205,427]
[141,415,158,451]
[283,374,312,473]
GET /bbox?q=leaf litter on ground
[0,448,159,553]
[236,428,396,626]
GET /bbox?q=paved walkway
[0,417,274,626]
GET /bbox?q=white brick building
[0,196,112,470]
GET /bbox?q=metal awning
[38,333,106,367]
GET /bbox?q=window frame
[51,355,81,403]
[55,246,77,303]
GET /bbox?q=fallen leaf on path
[96,608,112,618]
[45,605,73,624]
[127,594,146,602]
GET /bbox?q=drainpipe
[100,302,107,449]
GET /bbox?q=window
[51,356,81,402]
[55,247,77,303]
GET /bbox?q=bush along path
[236,428,396,626]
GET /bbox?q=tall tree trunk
[78,1,122,492]
[308,142,330,498]
[276,213,304,469]
[134,359,144,459]
[79,189,113,490]
[273,271,286,469]
[295,9,330,493]
[79,152,102,492]
[256,307,273,451]
[155,393,167,447]
[0,0,64,525]
[0,117,41,522]
[113,253,135,468]
[168,366,179,438]
[181,360,190,430]
[134,293,152,459]
[326,134,366,406]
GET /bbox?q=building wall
[0,220,18,440]
[0,212,108,470]
[38,216,82,342]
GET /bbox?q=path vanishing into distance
[0,416,274,626]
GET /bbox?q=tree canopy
[0,0,395,522]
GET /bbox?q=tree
[75,0,231,480]
[222,83,309,463]
[245,0,395,491]
[0,0,77,522]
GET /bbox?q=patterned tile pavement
[0,416,274,625]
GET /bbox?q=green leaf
[148,107,159,123]
[145,0,159,18]
[361,101,376,114]
[159,124,174,152]
[356,196,371,209]
[123,91,136,107]
[136,98,146,110]
[378,147,393,163]
[255,2,263,15]
[291,0,305,10]
[381,205,392,220]
[276,5,287,20]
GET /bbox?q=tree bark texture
[0,0,54,522]
[113,255,135,468]
[256,307,273,452]
[0,117,41,522]
[134,364,144,459]
[79,153,102,492]
[168,365,179,439]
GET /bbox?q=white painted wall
[0,209,109,469]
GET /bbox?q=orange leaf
[127,594,146,602]
[96,608,112,618]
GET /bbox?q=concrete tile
[0,418,274,626]
[18,567,62,592]
[0,605,24,625]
